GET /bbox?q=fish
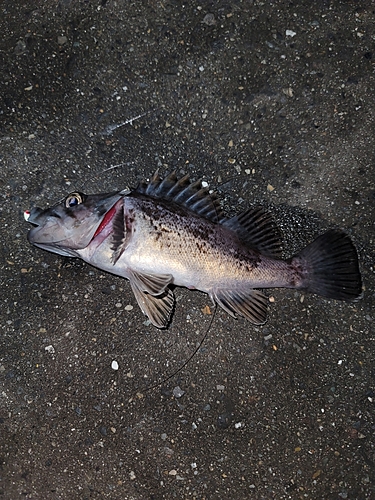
[24,171,362,328]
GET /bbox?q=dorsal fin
[223,207,282,258]
[135,171,225,223]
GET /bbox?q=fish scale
[123,195,296,290]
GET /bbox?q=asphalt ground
[1,1,374,498]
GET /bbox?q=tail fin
[292,229,362,300]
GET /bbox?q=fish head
[25,190,126,257]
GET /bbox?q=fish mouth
[24,208,42,226]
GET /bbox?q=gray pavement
[1,1,374,498]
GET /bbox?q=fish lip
[25,207,44,226]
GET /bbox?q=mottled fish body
[25,171,362,327]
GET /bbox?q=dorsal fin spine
[134,171,225,223]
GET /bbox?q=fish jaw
[26,191,123,257]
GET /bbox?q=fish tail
[291,229,362,300]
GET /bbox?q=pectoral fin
[211,288,268,325]
[128,269,173,296]
[130,281,175,328]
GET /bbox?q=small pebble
[173,386,185,398]
[124,304,133,311]
[202,13,216,26]
[312,470,322,479]
[57,35,68,45]
[217,412,233,429]
[283,87,294,97]
[201,304,211,315]
[111,360,119,370]
[14,39,26,55]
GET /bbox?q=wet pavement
[1,1,374,498]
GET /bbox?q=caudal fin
[293,229,362,300]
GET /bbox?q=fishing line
[78,162,133,193]
[144,304,217,392]
[99,109,156,137]
[77,110,159,192]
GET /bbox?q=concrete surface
[1,1,374,498]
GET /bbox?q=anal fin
[211,288,268,325]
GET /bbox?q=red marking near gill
[93,205,117,238]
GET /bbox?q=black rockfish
[25,171,362,328]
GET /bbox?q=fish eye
[65,192,84,208]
